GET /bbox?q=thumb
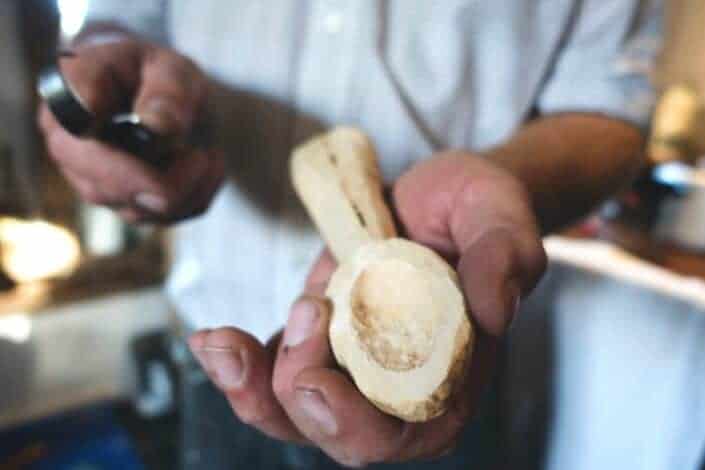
[272,250,337,400]
[393,153,546,336]
[59,40,143,119]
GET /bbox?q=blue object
[0,403,145,470]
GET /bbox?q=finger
[281,330,500,466]
[273,296,407,467]
[48,134,130,208]
[296,368,413,467]
[61,167,130,210]
[457,227,525,336]
[393,154,546,336]
[59,167,101,205]
[60,40,144,118]
[134,146,212,215]
[134,49,207,135]
[393,153,532,259]
[188,328,307,443]
[124,147,223,224]
[46,126,163,197]
[285,315,499,465]
[46,126,213,217]
[60,40,206,136]
[273,296,337,435]
[270,250,336,389]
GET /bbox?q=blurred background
[0,0,704,469]
[0,2,174,468]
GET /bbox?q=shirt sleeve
[84,0,169,44]
[537,0,664,132]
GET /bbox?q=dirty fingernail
[283,299,319,348]
[135,193,168,213]
[206,347,246,390]
[297,388,338,436]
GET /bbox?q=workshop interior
[1,1,705,469]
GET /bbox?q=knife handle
[38,63,175,171]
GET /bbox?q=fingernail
[135,193,168,213]
[205,347,246,390]
[141,98,186,134]
[283,299,319,348]
[297,388,338,436]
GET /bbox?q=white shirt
[86,0,661,340]
[83,3,701,469]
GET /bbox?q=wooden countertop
[589,222,705,282]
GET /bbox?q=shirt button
[323,11,343,33]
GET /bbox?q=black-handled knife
[38,60,175,171]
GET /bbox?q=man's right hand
[38,34,224,223]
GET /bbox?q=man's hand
[188,152,547,466]
[38,35,224,223]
